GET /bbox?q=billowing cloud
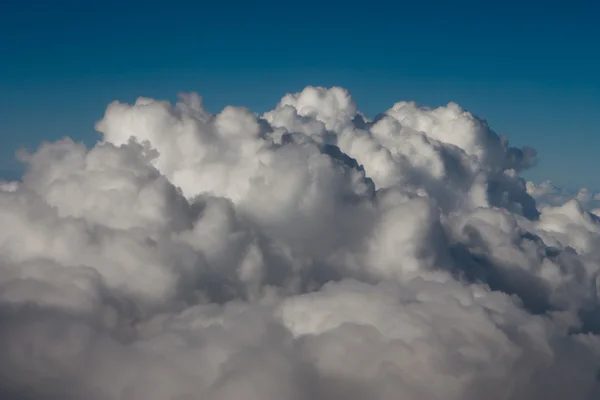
[527,180,600,214]
[0,86,599,399]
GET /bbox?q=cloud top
[0,86,599,399]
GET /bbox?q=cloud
[0,86,599,399]
[527,180,600,213]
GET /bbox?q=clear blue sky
[1,0,599,189]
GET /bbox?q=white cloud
[0,86,599,399]
[527,180,600,212]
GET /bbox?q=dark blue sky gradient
[1,0,599,188]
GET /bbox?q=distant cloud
[527,180,600,211]
[0,86,599,399]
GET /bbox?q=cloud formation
[527,180,600,215]
[1,86,599,399]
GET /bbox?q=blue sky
[1,0,599,189]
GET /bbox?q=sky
[1,0,599,188]
[5,2,600,398]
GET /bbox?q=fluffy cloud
[1,86,599,399]
[527,180,600,214]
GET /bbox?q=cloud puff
[527,180,600,213]
[0,86,599,399]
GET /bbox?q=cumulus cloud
[1,86,599,399]
[527,180,600,214]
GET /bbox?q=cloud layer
[1,86,599,399]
